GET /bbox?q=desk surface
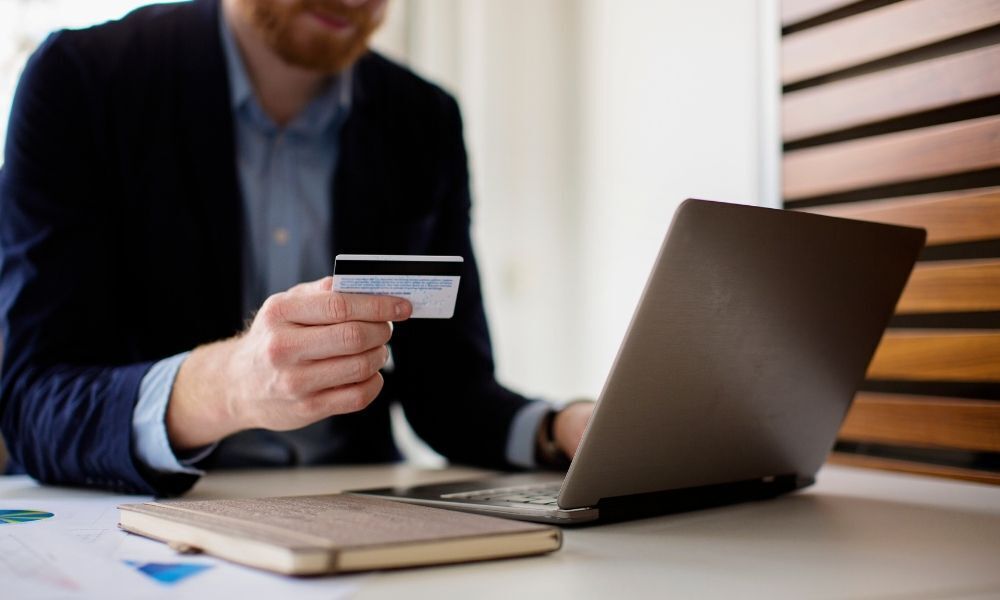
[3,464,999,599]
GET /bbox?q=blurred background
[2,0,996,479]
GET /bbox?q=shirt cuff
[133,351,215,475]
[505,400,556,469]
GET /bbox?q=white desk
[2,464,999,599]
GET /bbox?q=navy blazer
[0,0,531,495]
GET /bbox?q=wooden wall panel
[783,115,1000,201]
[782,0,1000,83]
[868,330,1000,382]
[783,0,1000,483]
[897,259,1000,314]
[828,452,1000,484]
[783,45,1000,141]
[802,187,1000,245]
[840,392,1000,451]
[782,0,860,27]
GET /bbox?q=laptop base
[349,473,811,526]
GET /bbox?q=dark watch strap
[535,409,571,470]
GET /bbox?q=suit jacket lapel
[332,53,394,259]
[177,0,244,335]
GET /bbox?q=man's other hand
[554,401,595,460]
[166,276,412,451]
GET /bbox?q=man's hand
[553,401,595,459]
[166,276,411,451]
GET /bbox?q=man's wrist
[166,338,244,451]
[133,352,206,475]
[541,399,596,468]
[535,409,571,469]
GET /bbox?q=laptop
[350,199,925,524]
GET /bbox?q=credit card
[333,254,464,319]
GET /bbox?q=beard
[239,0,385,74]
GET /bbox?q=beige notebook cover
[118,494,561,575]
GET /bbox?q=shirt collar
[218,10,352,138]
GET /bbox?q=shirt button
[273,228,290,246]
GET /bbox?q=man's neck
[222,0,327,127]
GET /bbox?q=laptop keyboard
[440,482,563,506]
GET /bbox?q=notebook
[118,493,561,575]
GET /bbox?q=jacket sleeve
[0,33,197,495]
[390,94,535,469]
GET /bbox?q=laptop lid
[558,199,925,509]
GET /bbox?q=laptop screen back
[559,199,925,508]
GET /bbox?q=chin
[273,18,374,73]
[242,0,382,74]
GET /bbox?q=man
[0,0,593,496]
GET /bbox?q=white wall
[377,0,780,403]
[576,0,780,396]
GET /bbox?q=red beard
[240,0,386,74]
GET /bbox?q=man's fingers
[307,372,385,417]
[287,276,333,296]
[293,322,392,360]
[285,346,388,393]
[271,290,411,325]
[263,322,390,364]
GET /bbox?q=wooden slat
[800,187,1000,245]
[868,330,1000,382]
[783,115,1000,201]
[783,45,1000,141]
[828,452,1000,484]
[897,259,1000,314]
[782,0,859,26]
[840,391,1000,451]
[782,0,1000,84]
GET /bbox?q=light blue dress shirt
[132,14,550,475]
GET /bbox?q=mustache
[293,0,378,20]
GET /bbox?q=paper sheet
[0,494,360,599]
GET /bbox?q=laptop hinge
[594,474,805,523]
